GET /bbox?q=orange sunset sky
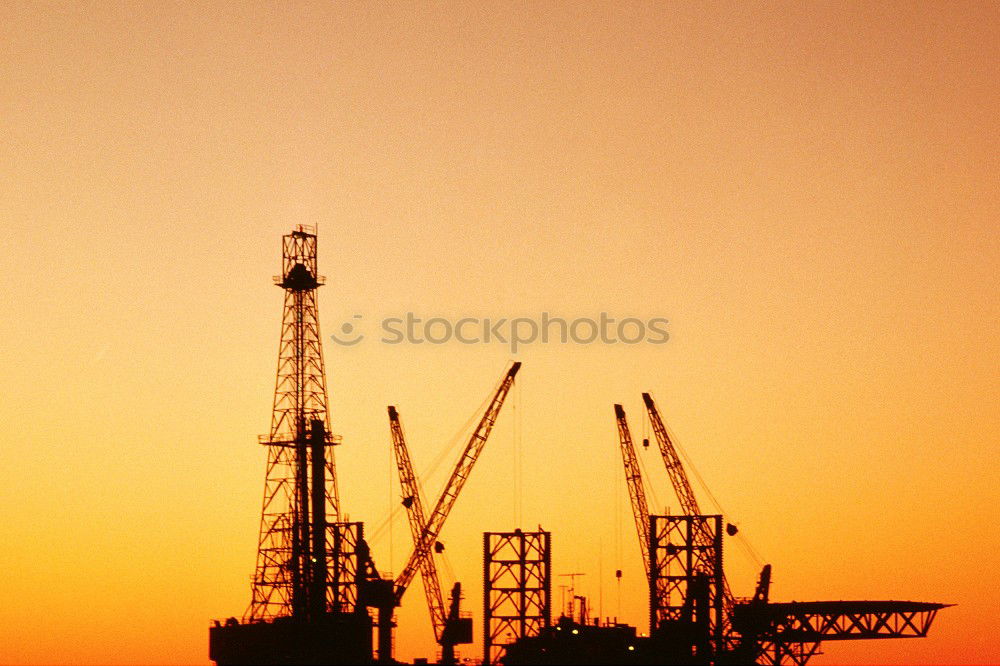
[1,1,997,664]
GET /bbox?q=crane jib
[389,406,448,639]
[615,404,652,584]
[642,392,735,618]
[393,362,521,603]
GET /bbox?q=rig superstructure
[210,226,375,665]
[492,400,948,665]
[209,228,949,665]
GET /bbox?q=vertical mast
[248,226,339,621]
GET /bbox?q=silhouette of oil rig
[209,227,949,665]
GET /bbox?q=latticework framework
[649,515,724,649]
[745,601,945,666]
[328,521,364,613]
[246,226,343,622]
[483,530,551,665]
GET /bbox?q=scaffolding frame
[483,530,551,665]
[649,514,724,653]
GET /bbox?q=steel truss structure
[483,530,552,665]
[649,515,724,652]
[247,226,343,621]
[741,600,947,666]
[328,521,364,613]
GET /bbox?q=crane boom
[393,362,521,602]
[388,406,448,639]
[614,404,651,582]
[642,392,735,618]
[641,392,699,516]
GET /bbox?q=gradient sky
[1,1,997,664]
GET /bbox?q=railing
[258,433,343,446]
[272,274,327,286]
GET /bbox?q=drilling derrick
[211,227,373,666]
[249,225,340,622]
